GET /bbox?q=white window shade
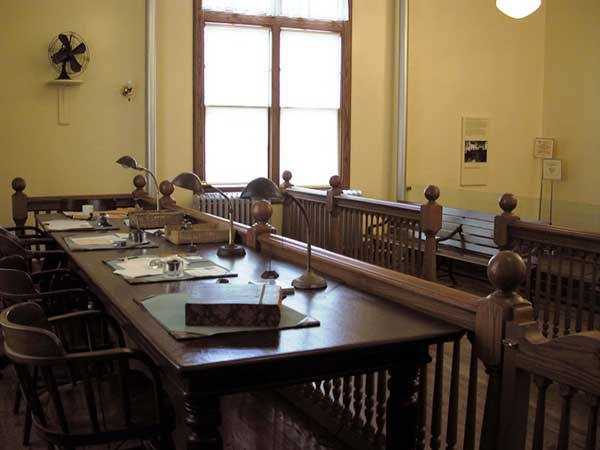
[280,109,339,186]
[280,30,341,108]
[204,24,271,107]
[203,0,349,21]
[205,107,268,183]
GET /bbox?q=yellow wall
[540,0,600,230]
[0,0,146,225]
[405,0,546,217]
[155,0,398,205]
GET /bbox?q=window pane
[204,24,271,106]
[281,0,349,21]
[280,30,341,108]
[205,107,268,183]
[203,0,274,16]
[280,108,338,185]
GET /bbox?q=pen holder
[129,229,146,244]
[164,258,184,278]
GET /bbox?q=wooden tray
[165,222,229,245]
[128,210,184,229]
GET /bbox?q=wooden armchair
[1,302,175,450]
[499,311,600,450]
[0,255,85,292]
[0,232,65,271]
[0,268,94,315]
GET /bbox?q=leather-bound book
[185,284,282,327]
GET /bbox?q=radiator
[194,192,253,226]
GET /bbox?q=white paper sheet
[185,266,229,277]
[43,220,93,231]
[71,234,124,246]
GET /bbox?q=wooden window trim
[193,0,352,188]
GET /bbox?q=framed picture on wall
[542,159,562,181]
[534,137,555,159]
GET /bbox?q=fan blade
[58,33,71,49]
[71,42,86,55]
[69,56,82,73]
[52,49,70,64]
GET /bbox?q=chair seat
[35,368,174,440]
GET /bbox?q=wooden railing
[495,196,600,338]
[9,176,597,450]
[281,172,442,282]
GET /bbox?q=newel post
[474,251,534,450]
[494,194,519,250]
[132,175,147,200]
[11,177,28,229]
[326,175,344,253]
[246,199,276,250]
[280,170,294,238]
[420,185,442,282]
[159,180,176,209]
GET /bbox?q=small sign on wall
[460,117,490,186]
[534,137,554,159]
[542,159,562,181]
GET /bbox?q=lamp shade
[496,0,541,19]
[172,172,204,193]
[240,177,284,202]
[116,155,140,170]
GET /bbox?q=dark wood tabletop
[39,213,463,450]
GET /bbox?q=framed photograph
[534,137,554,159]
[542,159,562,181]
[460,117,489,186]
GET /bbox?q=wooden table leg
[184,394,223,450]
[386,353,425,450]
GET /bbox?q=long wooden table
[39,214,463,450]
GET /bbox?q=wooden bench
[436,206,499,284]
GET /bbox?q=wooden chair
[499,310,600,450]
[0,255,85,292]
[0,268,94,314]
[0,232,65,271]
[1,302,176,450]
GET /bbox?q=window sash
[202,0,349,21]
[194,3,352,187]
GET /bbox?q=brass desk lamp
[172,172,246,258]
[116,156,160,211]
[240,177,327,290]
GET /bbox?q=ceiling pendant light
[496,0,542,19]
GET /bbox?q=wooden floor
[0,367,351,450]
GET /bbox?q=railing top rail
[286,186,423,218]
[258,232,480,331]
[510,219,600,252]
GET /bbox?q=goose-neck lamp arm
[116,156,160,211]
[171,172,246,258]
[240,177,327,290]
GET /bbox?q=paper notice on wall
[461,117,489,186]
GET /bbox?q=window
[194,0,352,187]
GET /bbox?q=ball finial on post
[12,177,26,193]
[159,180,174,197]
[499,193,518,215]
[281,170,293,190]
[329,175,341,190]
[487,250,526,294]
[424,185,440,203]
[133,175,147,190]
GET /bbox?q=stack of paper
[113,256,164,279]
[70,233,128,247]
[43,220,93,231]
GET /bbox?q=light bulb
[496,0,542,19]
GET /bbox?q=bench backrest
[439,206,498,257]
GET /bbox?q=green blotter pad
[137,293,319,340]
